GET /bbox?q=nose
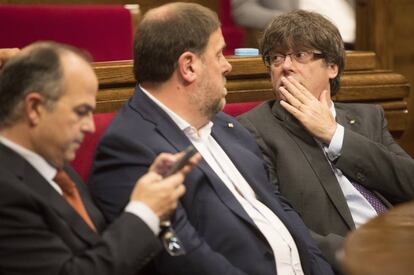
[81,113,95,134]
[281,54,294,70]
[223,57,232,75]
[282,54,293,68]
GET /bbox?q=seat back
[71,112,116,181]
[219,0,246,55]
[71,101,261,182]
[0,5,133,61]
[222,101,261,116]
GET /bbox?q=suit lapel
[211,116,299,227]
[272,102,355,229]
[0,144,101,245]
[130,87,192,153]
[130,88,258,227]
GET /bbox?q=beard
[191,76,226,120]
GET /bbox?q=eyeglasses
[264,51,324,67]
[160,220,186,256]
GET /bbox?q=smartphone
[165,145,198,177]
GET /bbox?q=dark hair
[0,41,91,128]
[133,2,220,83]
[260,10,345,96]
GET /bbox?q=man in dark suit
[89,3,333,275]
[238,10,414,273]
[0,41,193,275]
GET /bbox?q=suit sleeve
[154,204,249,275]
[89,132,249,275]
[336,105,414,203]
[0,176,161,275]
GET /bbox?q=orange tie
[54,169,96,231]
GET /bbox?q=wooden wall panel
[356,0,414,155]
[92,52,410,139]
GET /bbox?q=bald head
[0,41,91,128]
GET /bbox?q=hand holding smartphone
[164,145,198,177]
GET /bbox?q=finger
[149,152,176,173]
[171,184,186,200]
[189,153,202,166]
[138,171,163,184]
[286,76,315,100]
[162,172,185,189]
[280,100,305,121]
[180,153,202,174]
[279,86,303,110]
[281,77,310,104]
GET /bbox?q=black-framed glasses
[160,220,186,256]
[264,51,324,67]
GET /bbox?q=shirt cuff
[125,201,160,235]
[326,124,344,161]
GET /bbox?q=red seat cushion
[222,26,246,55]
[219,0,246,55]
[71,112,116,182]
[0,5,133,61]
[223,101,261,117]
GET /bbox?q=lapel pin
[227,122,234,128]
[349,119,356,125]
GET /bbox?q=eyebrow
[73,104,94,112]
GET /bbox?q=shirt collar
[0,135,57,181]
[330,100,336,118]
[140,84,214,141]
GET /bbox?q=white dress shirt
[0,135,160,235]
[316,103,377,228]
[142,86,304,275]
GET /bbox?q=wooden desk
[341,201,414,275]
[93,51,410,138]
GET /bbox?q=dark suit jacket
[0,143,161,275]
[238,100,414,270]
[88,86,333,275]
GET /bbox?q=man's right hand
[129,152,200,219]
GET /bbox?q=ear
[327,63,339,79]
[24,93,45,126]
[177,51,198,83]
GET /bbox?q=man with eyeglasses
[239,10,414,274]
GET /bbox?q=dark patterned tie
[54,169,96,231]
[351,182,388,214]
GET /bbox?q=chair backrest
[222,101,261,116]
[70,101,261,182]
[0,5,133,61]
[71,112,116,181]
[219,0,246,55]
